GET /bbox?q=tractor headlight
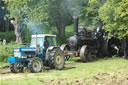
[14,52,21,57]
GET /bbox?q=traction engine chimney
[73,16,79,36]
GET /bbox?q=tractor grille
[24,52,35,57]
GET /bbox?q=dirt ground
[46,72,128,85]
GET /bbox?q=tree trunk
[56,23,65,40]
[12,17,24,43]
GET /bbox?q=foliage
[3,0,73,39]
[0,0,12,32]
[23,28,32,43]
[0,31,15,42]
[25,0,73,39]
[3,0,25,19]
[81,0,106,26]
[47,25,74,45]
[0,42,22,62]
[3,0,27,43]
[99,0,128,39]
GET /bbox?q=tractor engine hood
[13,47,37,58]
[14,47,37,52]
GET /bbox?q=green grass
[1,57,128,85]
[0,62,8,68]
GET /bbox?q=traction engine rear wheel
[10,63,24,73]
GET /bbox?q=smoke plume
[65,0,88,16]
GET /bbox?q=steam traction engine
[61,17,110,62]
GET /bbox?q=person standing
[3,39,6,45]
[122,37,128,59]
[0,39,2,45]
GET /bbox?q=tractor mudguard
[8,56,27,64]
[45,46,59,61]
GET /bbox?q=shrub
[0,42,22,62]
[0,31,16,42]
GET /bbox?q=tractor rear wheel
[80,45,90,62]
[48,48,65,70]
[28,57,42,73]
[10,63,24,73]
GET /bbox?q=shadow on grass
[44,66,76,71]
[74,57,112,63]
[64,66,76,70]
[0,65,9,69]
[0,72,12,75]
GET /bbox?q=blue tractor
[8,34,65,73]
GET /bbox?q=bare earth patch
[46,72,128,85]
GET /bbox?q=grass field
[1,57,128,85]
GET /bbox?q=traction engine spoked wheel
[80,45,90,62]
[10,63,24,73]
[28,57,42,73]
[48,48,65,70]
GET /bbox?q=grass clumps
[0,42,22,62]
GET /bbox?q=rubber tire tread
[28,57,42,73]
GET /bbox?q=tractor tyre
[10,63,24,73]
[80,45,90,62]
[48,48,65,70]
[28,57,42,73]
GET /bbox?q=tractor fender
[45,46,60,61]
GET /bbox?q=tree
[5,0,74,40]
[22,0,73,39]
[3,0,26,43]
[99,0,128,40]
[81,0,106,26]
[0,0,11,32]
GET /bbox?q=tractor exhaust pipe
[73,16,79,36]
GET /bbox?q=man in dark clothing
[122,37,128,59]
[43,38,49,60]
[44,38,49,51]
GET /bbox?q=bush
[0,42,22,62]
[0,31,16,42]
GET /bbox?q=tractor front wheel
[48,48,65,70]
[28,57,42,73]
[10,63,24,73]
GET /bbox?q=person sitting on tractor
[43,37,49,58]
[44,37,49,51]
